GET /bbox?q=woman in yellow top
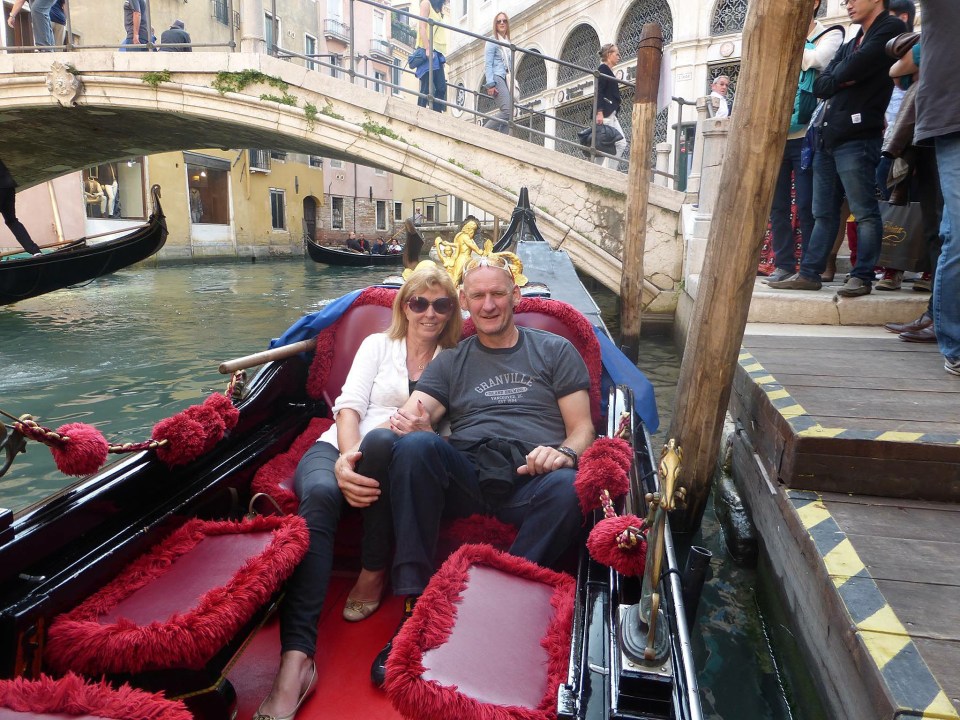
[415,0,448,112]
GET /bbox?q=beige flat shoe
[253,660,317,720]
[343,597,382,622]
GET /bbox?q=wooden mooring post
[619,23,663,363]
[668,0,817,533]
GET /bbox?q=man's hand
[487,87,498,97]
[390,399,433,436]
[7,15,16,29]
[517,445,574,476]
[335,450,381,507]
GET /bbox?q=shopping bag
[877,201,926,271]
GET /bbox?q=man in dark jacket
[159,19,191,51]
[770,0,905,297]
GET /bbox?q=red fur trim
[0,672,192,720]
[251,417,334,514]
[46,515,309,675]
[462,298,603,429]
[50,423,110,477]
[386,543,575,720]
[586,515,647,577]
[306,287,398,400]
[581,437,632,472]
[442,514,518,550]
[204,392,240,431]
[574,455,630,515]
[184,403,226,454]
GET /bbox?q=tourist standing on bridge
[7,0,57,48]
[415,0,449,112]
[483,13,513,134]
[0,160,42,257]
[763,0,843,284]
[595,43,627,170]
[159,19,190,52]
[769,0,905,297]
[50,0,66,46]
[916,0,960,376]
[123,0,149,50]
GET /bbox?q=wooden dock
[728,326,960,720]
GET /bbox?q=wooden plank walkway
[728,329,960,720]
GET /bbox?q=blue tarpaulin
[269,289,364,349]
[594,329,660,433]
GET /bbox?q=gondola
[0,191,702,720]
[0,185,167,306]
[305,237,406,267]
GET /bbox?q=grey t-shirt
[124,0,149,43]
[416,327,591,448]
[914,0,960,142]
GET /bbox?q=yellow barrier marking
[824,538,866,580]
[742,363,763,373]
[753,374,776,384]
[875,431,925,443]
[779,404,807,419]
[796,500,830,530]
[797,425,846,438]
[765,389,790,401]
[861,629,911,671]
[921,690,959,718]
[859,603,908,637]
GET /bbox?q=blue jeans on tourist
[800,137,883,283]
[771,138,814,272]
[417,62,446,112]
[388,431,582,596]
[934,133,960,363]
[29,0,57,47]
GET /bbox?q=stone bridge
[0,51,683,310]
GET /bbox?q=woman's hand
[335,450,381,508]
[487,86,498,97]
[390,399,433,436]
[517,445,574,476]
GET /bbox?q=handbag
[577,123,623,157]
[885,31,920,60]
[877,201,926,272]
[800,100,827,171]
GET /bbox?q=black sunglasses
[407,296,454,314]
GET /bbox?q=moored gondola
[0,186,167,306]
[0,191,702,720]
[305,237,406,267]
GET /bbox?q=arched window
[711,0,748,36]
[516,51,547,100]
[558,24,600,85]
[617,0,673,58]
[556,99,595,157]
[707,62,740,111]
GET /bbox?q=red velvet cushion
[386,543,576,720]
[46,516,309,675]
[250,416,334,515]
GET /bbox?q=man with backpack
[764,0,844,284]
[770,0,905,297]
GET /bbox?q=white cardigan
[317,333,440,449]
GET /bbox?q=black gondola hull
[305,238,405,267]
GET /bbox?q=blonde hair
[492,13,510,40]
[388,263,462,348]
[598,43,617,62]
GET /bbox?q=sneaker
[875,269,902,291]
[767,272,822,291]
[836,277,872,297]
[913,273,932,292]
[762,267,794,284]
[946,357,960,377]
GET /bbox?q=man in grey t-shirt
[123,0,149,48]
[336,256,596,686]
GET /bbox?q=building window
[270,189,286,230]
[425,204,436,222]
[373,10,385,39]
[212,0,230,25]
[330,159,344,169]
[710,0,748,36]
[309,155,323,168]
[187,162,230,224]
[305,34,318,70]
[265,12,280,54]
[618,0,674,54]
[516,52,547,100]
[327,0,341,21]
[394,201,403,221]
[558,25,601,85]
[83,160,147,220]
[392,58,402,95]
[331,196,344,228]
[374,167,386,176]
[376,200,387,230]
[374,71,386,94]
[330,54,343,80]
[250,149,271,172]
[270,151,287,162]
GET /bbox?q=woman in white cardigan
[256,263,461,720]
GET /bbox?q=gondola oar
[218,337,317,374]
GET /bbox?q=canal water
[0,258,802,720]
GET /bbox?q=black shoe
[370,595,418,688]
[761,267,793,284]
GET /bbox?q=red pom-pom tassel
[184,404,226,454]
[204,393,239,431]
[50,423,109,477]
[581,437,632,471]
[586,514,647,576]
[574,455,630,514]
[152,414,206,466]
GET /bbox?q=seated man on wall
[334,255,596,686]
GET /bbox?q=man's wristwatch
[557,445,579,468]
